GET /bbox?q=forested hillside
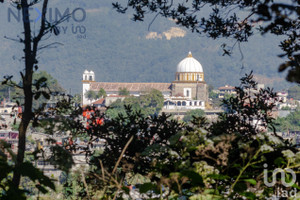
[0,0,294,93]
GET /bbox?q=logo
[7,7,87,39]
[8,7,86,23]
[264,164,297,199]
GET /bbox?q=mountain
[0,0,295,94]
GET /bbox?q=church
[82,52,208,110]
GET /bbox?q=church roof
[92,98,105,105]
[90,82,171,92]
[218,85,235,90]
[177,51,203,73]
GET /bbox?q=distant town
[0,51,299,185]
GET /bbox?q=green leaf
[122,186,130,194]
[203,188,219,195]
[180,170,204,187]
[139,183,156,193]
[241,192,256,200]
[34,92,41,100]
[169,133,182,146]
[291,183,300,190]
[233,182,247,193]
[207,174,230,180]
[41,91,50,99]
[190,194,223,200]
[243,179,257,185]
[274,157,286,166]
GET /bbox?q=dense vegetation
[0,71,65,108]
[106,89,164,118]
[182,109,205,123]
[56,73,300,199]
[275,109,300,132]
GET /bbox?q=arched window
[194,101,197,106]
[89,76,93,81]
[177,101,181,106]
[190,102,192,106]
[85,75,87,80]
[182,101,186,106]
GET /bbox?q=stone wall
[171,82,208,101]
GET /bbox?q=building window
[182,101,186,106]
[186,90,189,97]
[194,101,197,106]
[177,101,181,106]
[89,76,93,81]
[177,74,180,80]
[85,75,87,80]
[190,102,192,106]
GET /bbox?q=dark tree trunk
[12,0,33,187]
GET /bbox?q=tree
[33,71,65,93]
[105,99,126,119]
[275,109,300,132]
[97,88,107,99]
[139,89,164,115]
[113,0,300,84]
[208,90,218,99]
[0,0,70,196]
[118,87,130,96]
[106,89,164,118]
[85,90,97,101]
[183,109,205,123]
[65,73,300,199]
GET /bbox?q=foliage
[0,82,22,103]
[106,89,164,118]
[33,71,65,94]
[0,71,65,109]
[0,0,71,196]
[76,106,185,198]
[183,109,205,123]
[97,88,107,99]
[84,90,97,101]
[64,73,300,199]
[72,94,81,105]
[118,87,130,96]
[209,90,218,99]
[113,0,300,84]
[274,109,300,132]
[0,140,55,199]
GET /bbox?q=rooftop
[90,82,171,92]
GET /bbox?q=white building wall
[82,70,95,106]
[82,82,90,106]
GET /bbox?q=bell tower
[82,70,95,105]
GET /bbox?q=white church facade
[82,52,208,110]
